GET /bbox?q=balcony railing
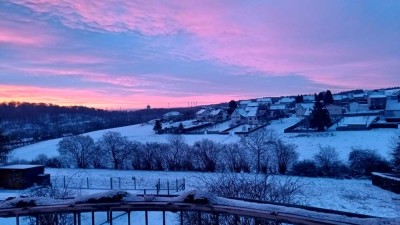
[0,190,398,225]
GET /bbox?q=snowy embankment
[11,117,398,162]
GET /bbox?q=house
[295,103,314,117]
[368,94,387,110]
[353,93,367,102]
[326,104,343,116]
[162,111,182,121]
[239,100,252,109]
[385,99,400,118]
[246,107,260,125]
[0,165,50,189]
[270,104,288,118]
[278,97,296,108]
[196,109,211,121]
[348,102,369,112]
[303,95,315,102]
[207,109,227,122]
[256,97,273,105]
[333,95,349,103]
[231,108,247,124]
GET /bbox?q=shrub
[348,148,392,177]
[291,160,318,177]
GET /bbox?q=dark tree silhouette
[310,100,331,131]
[324,90,334,105]
[0,129,9,164]
[227,100,238,115]
[153,120,162,134]
[295,95,304,103]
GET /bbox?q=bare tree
[96,131,130,169]
[221,143,250,172]
[192,139,221,172]
[136,142,167,170]
[184,173,304,225]
[314,145,340,176]
[166,135,190,170]
[57,135,96,168]
[240,129,277,173]
[391,135,400,174]
[273,140,299,174]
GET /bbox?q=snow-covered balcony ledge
[0,190,398,225]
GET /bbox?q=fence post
[110,177,113,190]
[167,181,170,195]
[63,176,66,188]
[176,179,178,192]
[183,178,186,190]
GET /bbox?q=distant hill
[0,101,202,149]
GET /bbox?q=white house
[196,108,210,121]
[348,102,369,112]
[278,97,296,108]
[295,103,314,117]
[231,108,247,124]
[270,104,288,118]
[385,99,400,118]
[207,109,227,122]
[326,104,343,116]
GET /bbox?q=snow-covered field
[11,117,399,162]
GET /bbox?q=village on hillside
[156,89,400,135]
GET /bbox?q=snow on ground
[11,117,399,162]
[0,168,399,218]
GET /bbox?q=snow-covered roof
[384,89,400,96]
[209,109,222,116]
[234,108,247,117]
[353,93,366,98]
[278,97,295,104]
[296,103,314,109]
[369,94,386,98]
[333,95,348,101]
[239,100,252,105]
[386,99,400,111]
[163,111,181,117]
[256,98,272,103]
[270,104,286,110]
[246,102,260,107]
[246,107,258,117]
[196,109,207,115]
[0,164,43,170]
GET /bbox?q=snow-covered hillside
[11,117,399,162]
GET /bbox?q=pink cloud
[0,26,51,46]
[6,0,400,96]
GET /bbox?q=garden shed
[0,164,50,189]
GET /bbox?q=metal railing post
[145,210,149,225]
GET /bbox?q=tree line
[16,128,399,178]
[0,101,198,149]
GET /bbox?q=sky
[0,0,399,109]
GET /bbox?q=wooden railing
[0,190,398,225]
